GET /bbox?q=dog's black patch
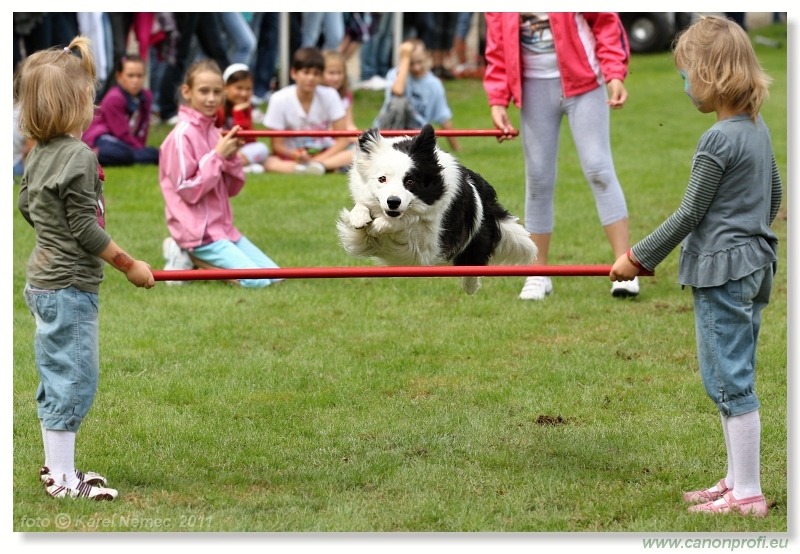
[442,168,510,265]
[390,125,445,206]
[390,125,511,264]
[357,127,382,151]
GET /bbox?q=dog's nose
[387,196,401,210]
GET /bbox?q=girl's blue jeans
[24,285,99,432]
[693,265,773,417]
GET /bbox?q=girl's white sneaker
[611,276,640,297]
[518,276,553,300]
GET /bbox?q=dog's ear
[408,124,439,165]
[353,128,382,181]
[357,128,382,154]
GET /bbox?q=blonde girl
[158,59,280,288]
[611,15,782,517]
[322,49,357,132]
[16,35,154,501]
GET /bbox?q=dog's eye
[377,176,386,183]
[405,179,415,188]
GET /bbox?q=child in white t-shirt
[263,47,353,175]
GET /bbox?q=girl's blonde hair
[185,58,222,87]
[181,58,222,100]
[14,35,97,142]
[322,49,350,98]
[672,15,770,120]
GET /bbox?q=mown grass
[11,23,788,538]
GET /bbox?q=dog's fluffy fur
[337,124,537,294]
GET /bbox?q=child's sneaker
[162,237,193,286]
[40,465,107,487]
[611,276,640,297]
[294,161,326,176]
[518,276,553,300]
[243,163,265,174]
[44,477,118,501]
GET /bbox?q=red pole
[233,129,519,139]
[151,264,650,282]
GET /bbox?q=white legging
[521,78,628,234]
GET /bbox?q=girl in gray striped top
[610,15,782,518]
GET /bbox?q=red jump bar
[233,129,519,138]
[150,264,653,282]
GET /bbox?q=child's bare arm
[344,104,358,131]
[98,239,155,288]
[440,120,461,152]
[391,41,415,97]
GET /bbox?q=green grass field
[11,22,788,539]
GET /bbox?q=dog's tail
[492,217,538,265]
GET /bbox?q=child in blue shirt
[374,39,460,152]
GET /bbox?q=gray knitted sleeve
[631,155,722,271]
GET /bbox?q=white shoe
[162,237,193,286]
[44,477,118,501]
[294,161,326,176]
[243,163,265,174]
[356,75,388,90]
[518,276,553,300]
[611,276,640,298]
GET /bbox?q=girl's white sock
[40,421,50,469]
[727,410,762,499]
[44,429,80,489]
[720,413,734,489]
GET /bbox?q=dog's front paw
[349,204,373,229]
[366,215,394,236]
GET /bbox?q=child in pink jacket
[484,13,636,301]
[158,59,280,288]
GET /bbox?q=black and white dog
[337,124,537,294]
